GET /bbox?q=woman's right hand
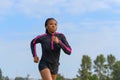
[34,56,39,63]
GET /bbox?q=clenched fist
[53,36,59,44]
[34,56,39,63]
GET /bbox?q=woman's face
[46,19,57,34]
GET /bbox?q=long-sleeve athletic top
[30,32,72,64]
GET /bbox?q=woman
[30,18,72,80]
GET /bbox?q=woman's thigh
[52,74,57,80]
[40,68,52,80]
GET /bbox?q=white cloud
[0,0,13,16]
[15,0,62,18]
[59,19,120,59]
[16,0,109,16]
[1,0,120,18]
[105,0,120,5]
[60,0,109,14]
[72,20,120,58]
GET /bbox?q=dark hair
[45,18,57,33]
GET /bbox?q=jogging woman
[30,18,72,80]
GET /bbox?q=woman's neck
[48,31,55,35]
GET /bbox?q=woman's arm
[58,34,72,55]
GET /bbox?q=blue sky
[1,0,120,79]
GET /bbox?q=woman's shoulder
[55,32,66,38]
[55,32,64,36]
[35,33,47,39]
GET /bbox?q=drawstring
[51,34,54,50]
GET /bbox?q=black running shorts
[38,60,59,74]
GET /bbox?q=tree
[15,77,24,80]
[77,55,92,80]
[3,76,9,80]
[89,74,98,80]
[56,73,65,80]
[73,77,80,80]
[94,54,106,80]
[0,69,2,80]
[112,61,120,80]
[106,54,116,80]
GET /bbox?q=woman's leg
[40,68,52,80]
[52,74,57,80]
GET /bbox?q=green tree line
[74,54,120,80]
[1,54,120,80]
[0,69,9,80]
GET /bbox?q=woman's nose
[52,25,55,28]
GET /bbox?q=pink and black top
[30,32,72,64]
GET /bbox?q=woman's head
[45,18,57,34]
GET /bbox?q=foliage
[77,55,92,80]
[106,54,116,80]
[56,73,65,80]
[94,54,106,80]
[89,74,98,80]
[15,77,24,80]
[77,54,119,80]
[1,54,120,80]
[0,69,2,80]
[3,76,9,80]
[112,61,120,80]
[73,77,80,80]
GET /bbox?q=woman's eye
[49,23,57,26]
[50,24,53,26]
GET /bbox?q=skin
[34,19,59,80]
[46,19,59,44]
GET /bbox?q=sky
[0,0,120,79]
